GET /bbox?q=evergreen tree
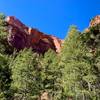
[59,25,98,100]
[81,24,100,99]
[40,49,62,100]
[0,13,13,100]
[0,54,12,100]
[10,49,43,100]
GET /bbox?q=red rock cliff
[5,16,63,54]
[90,15,100,27]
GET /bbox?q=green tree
[0,54,12,100]
[0,13,13,100]
[59,25,98,100]
[10,49,43,100]
[10,48,63,100]
[81,24,100,99]
[40,49,62,100]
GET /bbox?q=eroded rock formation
[84,15,100,33]
[90,15,100,27]
[5,16,63,54]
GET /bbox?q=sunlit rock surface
[5,16,63,54]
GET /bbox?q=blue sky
[0,0,100,39]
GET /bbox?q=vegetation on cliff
[0,13,100,100]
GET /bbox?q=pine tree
[59,25,97,100]
[81,24,100,99]
[10,49,44,100]
[40,49,62,100]
[0,54,12,100]
[0,13,13,100]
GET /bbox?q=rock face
[39,92,51,100]
[5,16,63,54]
[90,15,100,27]
[84,15,100,33]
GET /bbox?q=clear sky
[0,0,99,39]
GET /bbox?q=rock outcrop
[90,15,100,27]
[84,15,100,33]
[5,16,63,54]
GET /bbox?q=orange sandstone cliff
[5,16,63,54]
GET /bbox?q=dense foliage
[0,13,100,100]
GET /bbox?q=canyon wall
[5,16,63,54]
